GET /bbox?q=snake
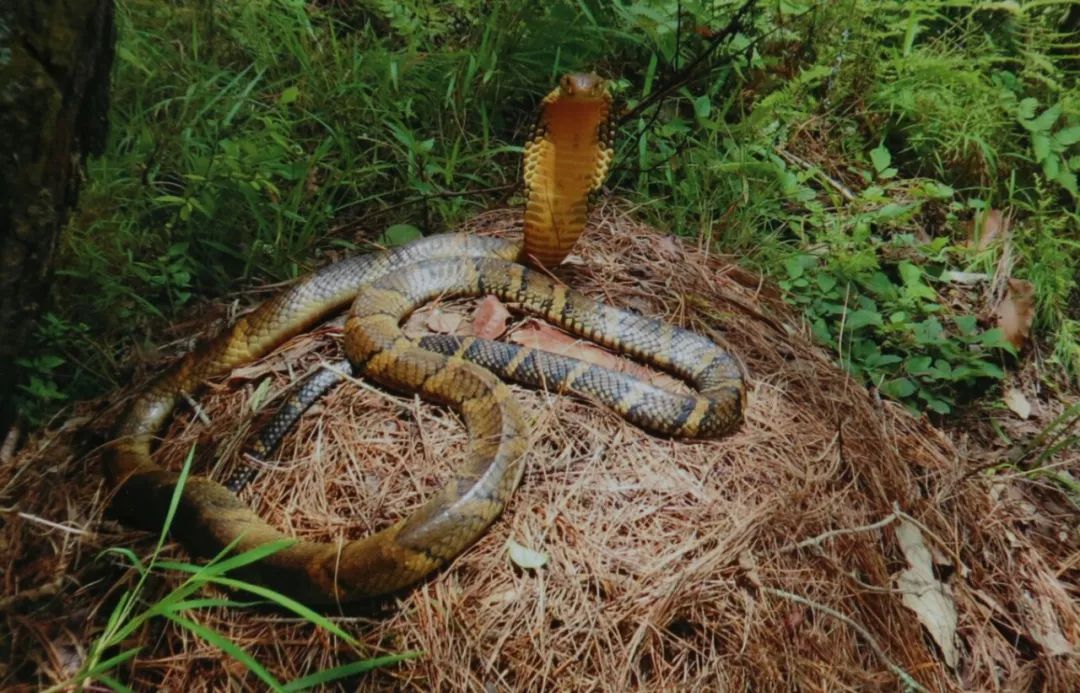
[105,73,746,604]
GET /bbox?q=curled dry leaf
[1018,588,1073,656]
[973,208,1010,250]
[894,520,961,669]
[507,539,548,570]
[1002,387,1032,420]
[509,321,685,392]
[426,308,464,335]
[472,295,511,340]
[994,278,1035,351]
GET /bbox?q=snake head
[558,73,608,100]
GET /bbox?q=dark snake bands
[105,75,746,605]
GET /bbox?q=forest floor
[2,206,1076,690]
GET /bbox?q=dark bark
[0,0,115,429]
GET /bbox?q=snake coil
[105,74,746,604]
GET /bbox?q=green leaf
[879,377,916,399]
[1054,126,1080,147]
[783,255,807,279]
[279,86,300,105]
[907,356,933,374]
[873,202,917,221]
[1042,153,1060,180]
[917,388,952,413]
[897,261,922,287]
[693,95,711,119]
[954,315,978,336]
[282,653,422,692]
[1017,97,1039,121]
[870,145,892,174]
[816,274,837,292]
[1032,133,1051,162]
[1055,169,1077,195]
[379,224,423,247]
[844,309,883,331]
[1025,103,1061,132]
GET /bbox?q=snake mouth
[559,72,607,99]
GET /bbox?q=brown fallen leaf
[509,321,685,392]
[972,208,1010,250]
[1002,387,1031,419]
[654,234,681,258]
[895,520,961,669]
[994,278,1035,351]
[472,295,511,340]
[426,308,463,335]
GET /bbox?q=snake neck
[521,90,612,269]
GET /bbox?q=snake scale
[106,74,746,604]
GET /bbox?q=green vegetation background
[20,0,1080,423]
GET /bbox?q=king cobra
[106,73,746,604]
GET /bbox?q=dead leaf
[738,549,762,587]
[895,520,961,669]
[994,278,1035,351]
[1003,388,1031,419]
[426,309,463,335]
[511,321,621,368]
[249,378,274,413]
[654,235,681,257]
[1018,590,1073,656]
[509,321,685,392]
[473,296,511,340]
[507,539,548,570]
[941,270,990,285]
[973,208,1010,250]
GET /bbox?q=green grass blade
[281,652,423,692]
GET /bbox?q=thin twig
[15,511,94,537]
[781,509,898,554]
[0,578,64,611]
[182,392,212,426]
[774,146,856,202]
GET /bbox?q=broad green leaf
[816,274,837,292]
[843,309,883,331]
[1017,97,1039,121]
[907,356,933,374]
[693,95,711,119]
[783,255,807,279]
[1055,169,1077,195]
[870,145,892,174]
[1032,133,1051,162]
[1054,126,1080,147]
[380,224,423,247]
[898,261,922,287]
[279,86,300,105]
[954,315,978,336]
[1025,103,1061,132]
[880,378,916,399]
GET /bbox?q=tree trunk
[0,0,115,430]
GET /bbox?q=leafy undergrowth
[10,0,1076,426]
